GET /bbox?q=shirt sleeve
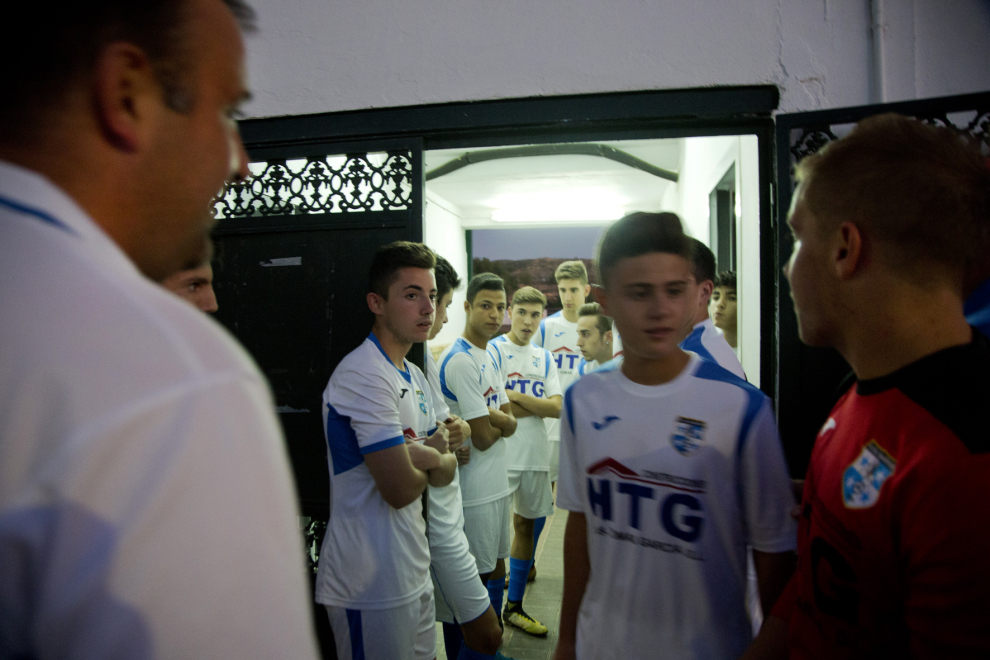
[328,365,405,454]
[425,351,451,422]
[739,398,798,552]
[442,353,490,421]
[545,350,562,398]
[493,352,510,408]
[3,375,320,659]
[555,383,584,512]
[536,318,547,347]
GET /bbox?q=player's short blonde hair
[511,286,547,308]
[555,260,588,285]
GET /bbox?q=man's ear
[604,329,613,345]
[593,286,609,315]
[583,283,592,299]
[699,280,714,305]
[367,291,385,315]
[463,299,471,313]
[835,222,864,280]
[93,42,160,153]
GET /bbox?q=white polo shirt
[488,335,561,471]
[437,337,510,507]
[316,334,436,609]
[0,161,318,659]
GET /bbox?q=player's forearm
[490,406,517,437]
[513,393,561,419]
[558,512,590,650]
[428,453,457,487]
[511,402,536,418]
[381,466,429,508]
[753,550,797,616]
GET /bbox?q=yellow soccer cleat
[503,603,548,637]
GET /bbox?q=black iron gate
[774,92,990,477]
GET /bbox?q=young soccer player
[711,270,739,351]
[680,239,744,378]
[553,212,797,660]
[746,115,990,659]
[316,241,457,660]
[537,262,590,483]
[576,302,614,372]
[425,256,513,660]
[438,273,518,624]
[488,286,561,636]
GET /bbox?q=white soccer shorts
[430,530,492,625]
[507,468,554,519]
[461,495,512,574]
[325,584,435,660]
[549,439,561,483]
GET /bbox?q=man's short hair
[687,238,716,284]
[555,260,589,285]
[511,286,547,308]
[434,255,461,299]
[466,272,505,304]
[796,113,990,287]
[1,0,256,143]
[578,302,612,336]
[714,270,737,290]
[368,241,436,298]
[595,212,690,287]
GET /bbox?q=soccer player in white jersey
[553,212,797,660]
[438,273,518,625]
[576,302,614,373]
[712,270,739,352]
[317,242,458,660]
[679,238,745,379]
[488,286,561,636]
[426,256,514,660]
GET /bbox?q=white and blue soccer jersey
[680,318,745,380]
[424,347,464,539]
[536,311,583,443]
[438,337,510,507]
[578,359,598,375]
[316,334,436,610]
[488,335,561,471]
[557,354,796,660]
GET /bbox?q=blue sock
[443,622,464,660]
[531,516,547,560]
[486,578,504,613]
[457,640,496,660]
[507,556,533,603]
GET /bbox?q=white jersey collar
[613,351,701,398]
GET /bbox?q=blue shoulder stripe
[438,338,473,402]
[564,379,576,436]
[679,325,716,364]
[544,348,551,378]
[692,359,765,453]
[0,195,76,235]
[326,403,364,475]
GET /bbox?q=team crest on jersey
[416,389,428,416]
[842,440,896,509]
[532,355,540,369]
[670,417,706,456]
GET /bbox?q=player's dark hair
[0,0,256,144]
[368,241,436,299]
[795,113,990,291]
[595,212,690,287]
[466,272,505,304]
[714,270,737,290]
[434,255,461,299]
[578,302,612,336]
[687,238,716,284]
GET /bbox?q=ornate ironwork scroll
[213,151,413,219]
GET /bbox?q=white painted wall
[424,190,469,349]
[242,0,990,119]
[672,136,761,385]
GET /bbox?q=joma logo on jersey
[670,416,707,456]
[506,372,545,397]
[551,348,581,371]
[843,440,896,509]
[585,458,704,541]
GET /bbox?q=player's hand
[506,389,521,402]
[407,441,442,471]
[444,417,465,451]
[455,445,471,466]
[424,424,450,454]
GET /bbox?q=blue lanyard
[0,194,76,235]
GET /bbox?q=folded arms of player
[366,425,454,507]
[507,390,562,419]
[443,414,472,465]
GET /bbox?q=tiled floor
[436,507,568,660]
